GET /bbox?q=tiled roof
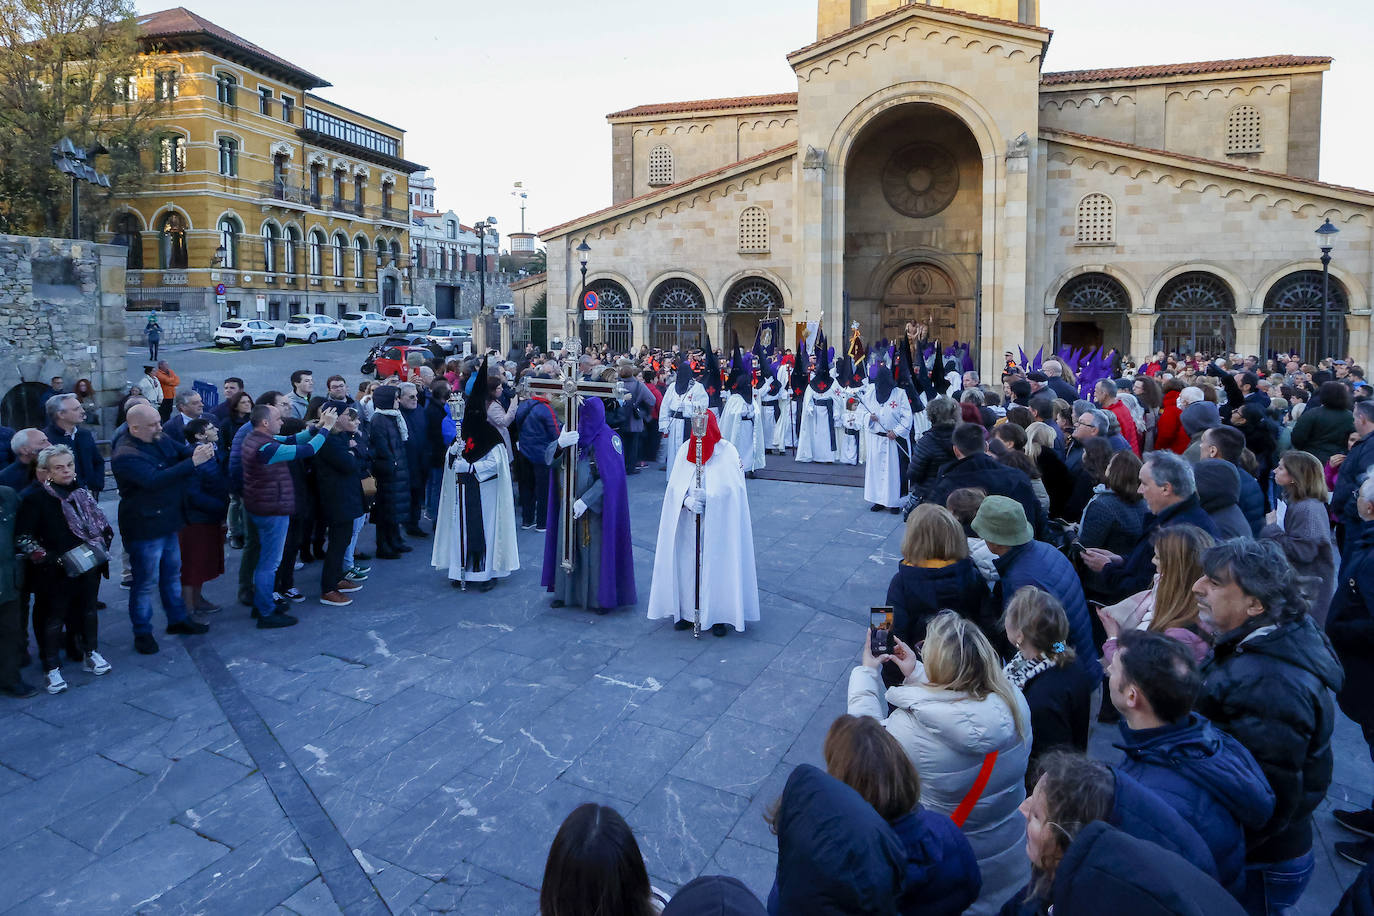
[609,92,799,119]
[137,7,329,89]
[788,2,1049,61]
[540,143,797,238]
[1041,55,1332,86]
[1043,128,1373,198]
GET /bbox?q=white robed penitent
[432,442,519,583]
[647,439,760,631]
[720,392,765,473]
[769,364,796,452]
[862,384,913,508]
[796,381,841,464]
[659,381,708,471]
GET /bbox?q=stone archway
[880,263,968,344]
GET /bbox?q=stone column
[797,146,830,349]
[631,311,648,350]
[984,141,1031,380]
[95,243,130,438]
[1234,312,1263,357]
[499,315,513,356]
[472,310,490,353]
[1129,312,1155,363]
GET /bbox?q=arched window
[724,277,784,346]
[215,72,237,107]
[738,206,769,253]
[390,240,401,266]
[586,279,633,351]
[354,237,367,278]
[332,232,347,277]
[284,226,300,275]
[112,212,142,270]
[1154,271,1236,357]
[1075,193,1114,245]
[1054,272,1131,355]
[309,230,325,275]
[376,237,388,266]
[1226,105,1262,155]
[217,137,238,177]
[158,212,188,269]
[648,278,706,351]
[262,223,279,273]
[157,135,185,173]
[648,145,673,186]
[218,216,241,270]
[1262,270,1350,363]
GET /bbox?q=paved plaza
[0,347,1367,914]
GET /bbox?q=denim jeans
[248,513,290,617]
[127,533,190,635]
[1241,851,1315,916]
[521,463,550,528]
[343,515,366,569]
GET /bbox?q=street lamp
[474,217,497,313]
[577,240,591,345]
[1317,217,1340,360]
[212,243,228,268]
[51,138,111,240]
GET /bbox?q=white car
[492,302,515,316]
[427,326,472,355]
[213,319,285,350]
[283,314,346,344]
[383,305,437,332]
[340,311,392,338]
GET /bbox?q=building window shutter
[1075,193,1114,245]
[738,206,769,252]
[1226,106,1263,155]
[648,145,673,186]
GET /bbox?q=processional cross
[525,340,621,572]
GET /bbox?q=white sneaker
[84,651,111,676]
[293,560,304,570]
[46,669,68,694]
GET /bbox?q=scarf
[374,408,408,441]
[45,480,108,548]
[1003,652,1055,690]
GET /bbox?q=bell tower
[816,0,1039,40]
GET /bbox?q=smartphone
[869,606,894,656]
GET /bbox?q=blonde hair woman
[1099,524,1215,665]
[1264,449,1337,622]
[852,609,1032,915]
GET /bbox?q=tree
[0,0,163,238]
[531,290,547,350]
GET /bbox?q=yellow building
[106,7,424,338]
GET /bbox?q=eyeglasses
[1075,421,1096,429]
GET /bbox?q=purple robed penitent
[540,397,637,608]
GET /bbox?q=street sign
[583,290,599,311]
[216,294,227,305]
[255,295,267,313]
[215,283,226,296]
[584,309,598,321]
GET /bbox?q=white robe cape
[659,381,709,472]
[862,386,914,508]
[769,365,797,451]
[796,383,841,463]
[757,384,777,452]
[431,442,519,583]
[646,439,760,630]
[720,392,766,472]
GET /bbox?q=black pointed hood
[731,348,754,403]
[701,334,723,410]
[836,356,855,389]
[460,357,502,462]
[674,359,695,396]
[809,329,832,394]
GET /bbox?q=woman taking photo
[180,419,228,614]
[17,445,113,695]
[1098,524,1214,665]
[1264,449,1337,622]
[850,610,1031,915]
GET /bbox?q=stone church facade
[541,0,1374,375]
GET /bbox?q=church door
[881,263,963,345]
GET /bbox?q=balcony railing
[250,180,407,223]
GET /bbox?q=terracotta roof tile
[540,143,797,238]
[788,3,1048,61]
[138,7,329,89]
[1043,127,1373,197]
[608,92,798,119]
[1041,55,1332,86]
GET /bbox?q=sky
[136,0,1374,249]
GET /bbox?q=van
[492,303,515,316]
[382,305,437,332]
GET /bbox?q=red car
[372,345,434,380]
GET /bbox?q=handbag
[59,541,109,577]
[360,475,378,504]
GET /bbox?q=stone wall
[0,234,130,434]
[123,285,217,347]
[410,273,517,319]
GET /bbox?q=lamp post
[50,138,110,240]
[577,240,591,345]
[474,217,497,313]
[1316,217,1340,361]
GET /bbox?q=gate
[649,311,706,352]
[594,311,632,354]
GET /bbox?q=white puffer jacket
[848,664,1032,916]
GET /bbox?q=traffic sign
[584,309,598,321]
[215,283,226,296]
[583,290,599,311]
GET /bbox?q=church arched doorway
[587,279,633,353]
[880,263,965,344]
[648,278,707,352]
[843,103,982,356]
[723,277,784,349]
[1153,271,1236,358]
[1053,273,1131,355]
[1262,270,1348,363]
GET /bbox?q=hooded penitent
[701,334,724,410]
[686,407,723,464]
[732,349,754,404]
[541,396,637,608]
[809,328,832,394]
[674,359,695,396]
[460,357,502,463]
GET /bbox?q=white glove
[684,487,706,515]
[573,498,588,519]
[451,457,471,473]
[557,430,579,448]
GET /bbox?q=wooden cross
[525,342,620,572]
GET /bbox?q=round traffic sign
[583,290,599,310]
[215,283,226,295]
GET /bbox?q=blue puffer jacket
[994,540,1102,681]
[767,764,905,916]
[1116,714,1275,899]
[1232,463,1265,537]
[1097,494,1219,601]
[515,396,560,466]
[1109,767,1217,879]
[890,806,981,916]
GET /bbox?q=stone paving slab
[0,470,1366,914]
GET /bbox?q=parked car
[361,335,438,376]
[339,311,392,338]
[492,302,516,316]
[214,319,285,350]
[284,314,346,344]
[383,305,437,332]
[372,345,436,380]
[427,326,472,356]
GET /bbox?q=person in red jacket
[1154,379,1189,455]
[1095,379,1140,455]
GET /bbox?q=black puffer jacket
[1196,614,1343,864]
[368,412,410,523]
[315,429,368,525]
[908,424,955,499]
[1327,528,1374,729]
